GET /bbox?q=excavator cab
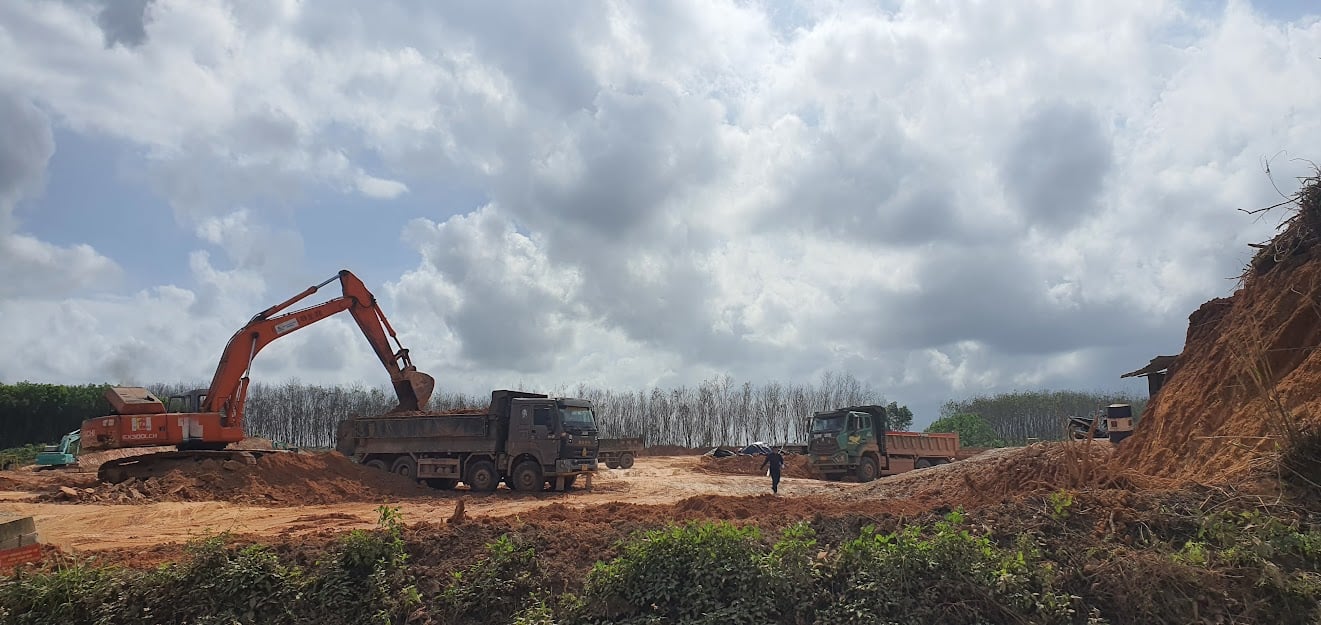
[166,389,209,413]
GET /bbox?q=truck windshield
[560,406,596,428]
[811,415,845,432]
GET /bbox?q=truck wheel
[563,475,578,490]
[508,460,544,492]
[915,459,932,469]
[618,453,635,469]
[365,459,388,472]
[857,456,879,482]
[465,459,498,492]
[605,461,620,469]
[426,478,458,490]
[824,473,844,481]
[391,456,418,479]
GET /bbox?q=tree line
[0,382,110,450]
[0,376,1145,451]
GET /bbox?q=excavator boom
[203,270,435,427]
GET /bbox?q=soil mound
[642,445,708,456]
[855,441,1155,508]
[696,454,822,479]
[1116,175,1321,482]
[76,445,177,471]
[45,451,429,505]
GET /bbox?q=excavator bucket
[399,369,435,412]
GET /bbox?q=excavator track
[97,450,287,484]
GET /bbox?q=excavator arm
[203,270,435,428]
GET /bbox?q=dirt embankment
[696,454,822,479]
[1116,177,1321,482]
[43,451,430,506]
[849,440,1172,510]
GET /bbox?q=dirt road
[0,456,858,552]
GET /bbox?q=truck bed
[597,437,644,452]
[885,431,959,457]
[336,411,503,457]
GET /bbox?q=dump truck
[336,390,599,492]
[596,437,643,469]
[34,430,80,469]
[806,405,959,482]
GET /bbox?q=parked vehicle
[739,442,774,456]
[806,405,959,482]
[35,430,80,469]
[1068,404,1136,444]
[596,437,643,469]
[337,390,599,491]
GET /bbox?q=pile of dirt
[44,451,430,505]
[641,445,709,456]
[370,408,490,418]
[227,437,276,450]
[854,441,1159,508]
[76,445,177,471]
[1116,174,1321,483]
[695,453,822,479]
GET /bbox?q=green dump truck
[596,437,643,469]
[807,405,959,482]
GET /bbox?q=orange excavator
[86,270,435,483]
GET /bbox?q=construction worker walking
[760,448,785,494]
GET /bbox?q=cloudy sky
[1,0,1319,426]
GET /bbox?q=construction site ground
[0,453,928,556]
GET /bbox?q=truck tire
[563,475,578,490]
[915,459,932,469]
[508,460,544,492]
[365,459,388,472]
[618,453,635,469]
[391,456,418,479]
[426,478,458,490]
[857,456,879,482]
[465,459,498,492]
[824,473,845,482]
[605,461,620,469]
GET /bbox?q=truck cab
[808,406,886,482]
[505,395,600,482]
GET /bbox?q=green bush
[580,521,780,625]
[300,505,419,625]
[0,559,124,624]
[0,507,418,625]
[437,533,542,624]
[818,510,1081,625]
